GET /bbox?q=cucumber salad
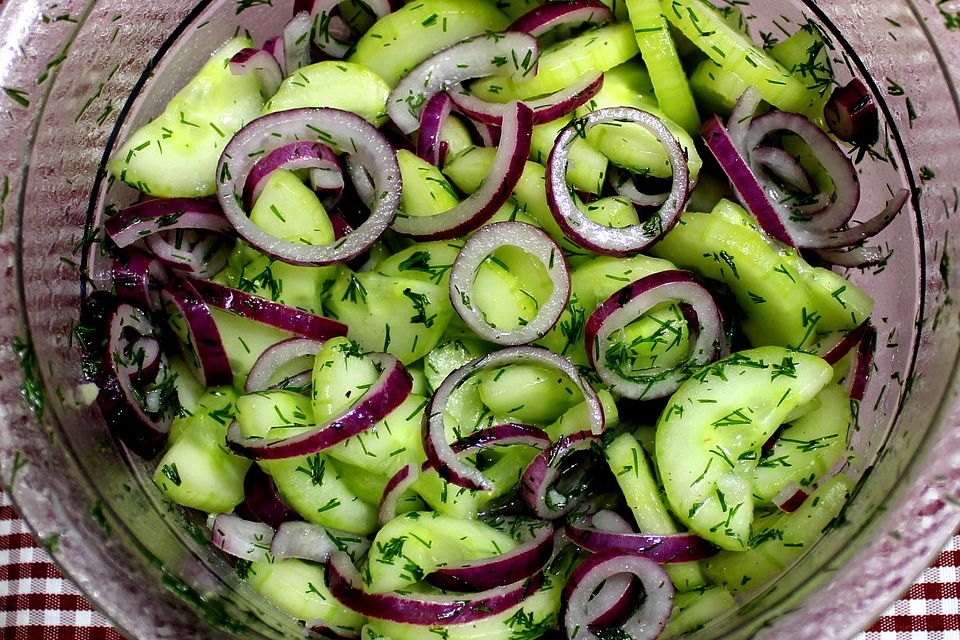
[81,0,909,637]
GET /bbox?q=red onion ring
[270,521,370,564]
[825,78,879,144]
[283,11,313,73]
[378,463,420,526]
[449,221,571,345]
[448,72,603,127]
[849,323,876,402]
[145,228,231,278]
[423,347,604,491]
[813,245,890,269]
[750,146,814,194]
[821,322,868,365]
[112,250,169,312]
[105,198,231,249]
[187,277,347,342]
[239,464,300,528]
[416,93,453,167]
[726,87,762,155]
[211,514,275,563]
[546,107,689,255]
[245,337,325,392]
[243,140,344,209]
[216,108,401,266]
[325,552,543,625]
[563,553,674,640]
[263,36,285,75]
[226,352,412,459]
[584,270,722,400]
[386,32,538,134]
[795,189,910,250]
[230,47,284,97]
[507,0,613,37]
[609,168,669,208]
[429,519,554,592]
[565,515,718,564]
[520,431,600,520]
[771,483,809,513]
[390,101,533,239]
[161,278,233,387]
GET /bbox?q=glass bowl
[0,0,958,638]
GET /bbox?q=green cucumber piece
[375,241,462,287]
[752,383,852,502]
[661,0,819,117]
[327,393,428,476]
[207,307,292,387]
[625,0,699,132]
[469,244,555,334]
[769,26,834,128]
[264,61,390,125]
[689,58,750,116]
[649,200,873,349]
[439,115,475,162]
[168,386,235,444]
[396,149,460,218]
[365,512,517,593]
[545,389,620,440]
[477,364,579,424]
[311,337,381,420]
[655,346,833,550]
[424,336,493,393]
[530,116,608,194]
[703,474,855,591]
[349,0,510,86]
[470,23,639,101]
[247,559,366,631]
[109,37,264,197]
[169,356,206,419]
[580,196,640,229]
[662,587,736,639]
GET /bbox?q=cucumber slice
[108,37,265,197]
[661,0,819,117]
[702,474,855,591]
[470,23,639,102]
[311,337,382,420]
[477,364,579,424]
[375,241,462,288]
[206,306,292,387]
[365,512,517,593]
[349,0,510,86]
[396,149,460,217]
[689,58,747,116]
[545,389,619,441]
[655,346,833,550]
[264,61,390,125]
[625,0,699,132]
[470,245,554,334]
[168,386,236,444]
[661,587,736,639]
[424,336,493,393]
[439,115,475,162]
[247,559,366,631]
[530,116,608,194]
[769,26,834,128]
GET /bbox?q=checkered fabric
[0,489,957,639]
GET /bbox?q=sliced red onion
[520,431,600,520]
[471,120,502,148]
[587,573,636,629]
[591,510,633,533]
[284,11,313,73]
[161,278,233,387]
[387,32,539,134]
[726,87,762,155]
[585,270,722,400]
[821,322,868,365]
[325,552,543,625]
[230,47,284,97]
[449,221,570,345]
[449,423,552,456]
[430,520,554,592]
[609,168,669,208]
[565,516,717,564]
[216,108,401,266]
[547,107,689,255]
[424,347,604,491]
[563,553,674,640]
[263,36,286,75]
[239,464,300,528]
[300,0,391,58]
[813,245,890,269]
[771,483,809,513]
[750,146,814,194]
[793,188,910,250]
[849,323,876,402]
[270,521,370,564]
[145,228,231,278]
[448,72,603,126]
[416,93,453,167]
[825,78,879,144]
[112,250,169,312]
[391,102,533,239]
[507,0,613,37]
[105,198,231,249]
[245,337,325,392]
[226,352,411,459]
[378,463,420,527]
[211,513,275,563]
[186,277,347,341]
[701,115,793,245]
[243,140,343,209]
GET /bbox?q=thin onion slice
[145,229,231,279]
[796,189,910,250]
[230,47,284,97]
[520,431,600,520]
[270,521,370,564]
[821,322,868,365]
[245,337,325,392]
[105,198,231,249]
[391,102,533,239]
[325,552,543,625]
[378,463,420,527]
[386,32,538,134]
[547,107,689,255]
[211,513,275,563]
[226,352,412,459]
[243,140,343,209]
[825,78,879,144]
[239,464,299,528]
[565,515,717,563]
[112,250,169,312]
[448,72,603,126]
[216,108,401,266]
[283,11,313,73]
[814,245,890,268]
[416,93,453,167]
[563,553,674,640]
[187,277,347,342]
[507,0,613,37]
[161,278,233,387]
[423,346,604,491]
[771,483,809,513]
[429,520,554,592]
[849,323,876,402]
[449,221,570,345]
[585,270,722,400]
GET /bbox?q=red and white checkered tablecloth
[0,492,958,639]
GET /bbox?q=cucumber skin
[264,61,390,125]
